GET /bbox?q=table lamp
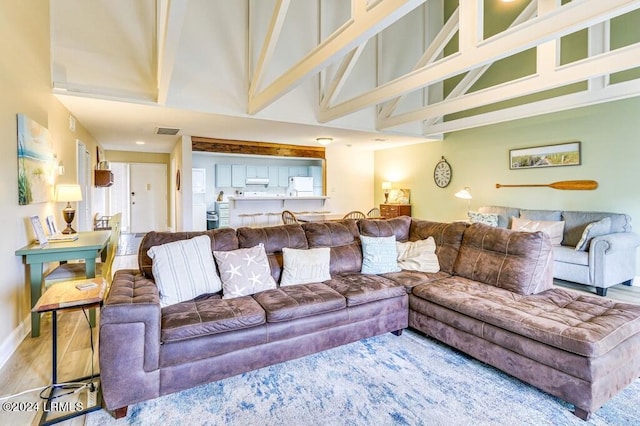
[454,186,472,211]
[55,184,83,234]
[382,182,392,203]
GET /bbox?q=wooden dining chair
[343,211,366,220]
[281,210,299,224]
[367,207,381,218]
[44,213,122,285]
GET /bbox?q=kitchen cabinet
[309,166,322,187]
[278,166,290,187]
[215,164,232,188]
[231,165,246,187]
[192,168,206,193]
[246,165,268,179]
[216,202,230,228]
[268,166,279,187]
[289,166,308,177]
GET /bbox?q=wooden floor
[0,252,638,425]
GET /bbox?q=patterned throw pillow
[280,247,331,286]
[575,217,611,251]
[147,235,222,308]
[468,211,499,227]
[396,237,440,273]
[360,235,401,274]
[214,243,277,299]
[511,217,565,246]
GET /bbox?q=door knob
[131,192,135,196]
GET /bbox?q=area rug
[87,330,639,426]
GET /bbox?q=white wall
[0,1,103,367]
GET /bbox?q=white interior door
[129,163,167,233]
[108,162,131,232]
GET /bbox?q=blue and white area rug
[87,330,639,426]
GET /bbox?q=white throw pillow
[575,217,611,251]
[280,247,331,286]
[396,237,440,273]
[511,217,565,246]
[360,235,401,274]
[147,235,222,308]
[214,243,277,299]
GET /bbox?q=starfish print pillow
[213,243,277,299]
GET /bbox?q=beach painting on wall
[17,114,55,205]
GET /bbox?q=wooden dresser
[380,203,412,218]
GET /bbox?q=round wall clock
[433,156,452,188]
[176,169,181,191]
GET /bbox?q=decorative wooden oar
[495,180,598,190]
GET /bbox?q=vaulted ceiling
[50,0,640,152]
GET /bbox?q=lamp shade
[55,184,83,202]
[454,187,472,200]
[382,181,392,190]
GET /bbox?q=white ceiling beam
[248,0,291,98]
[380,41,640,129]
[422,77,640,137]
[247,0,428,115]
[422,0,537,128]
[319,0,640,123]
[157,0,189,105]
[320,43,368,109]
[377,6,460,119]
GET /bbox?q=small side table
[32,277,107,425]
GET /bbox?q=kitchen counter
[228,196,329,201]
[225,196,330,228]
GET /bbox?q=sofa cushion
[553,245,589,266]
[478,206,520,228]
[139,228,239,279]
[412,278,640,357]
[280,247,331,286]
[396,237,440,273]
[561,211,631,247]
[237,224,308,283]
[519,209,562,222]
[453,223,553,295]
[409,220,468,275]
[380,270,451,293]
[358,216,411,241]
[324,273,405,306]
[303,220,362,275]
[360,235,401,274]
[160,294,265,343]
[252,283,346,322]
[575,217,611,251]
[147,235,223,307]
[214,244,277,299]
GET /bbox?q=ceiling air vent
[155,127,181,136]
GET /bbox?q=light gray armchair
[478,207,640,296]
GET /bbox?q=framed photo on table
[45,215,59,235]
[30,215,49,245]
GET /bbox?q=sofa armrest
[589,232,640,255]
[99,269,161,409]
[589,233,640,287]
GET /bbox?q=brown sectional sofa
[99,217,640,421]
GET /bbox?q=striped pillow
[147,235,222,307]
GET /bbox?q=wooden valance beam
[191,137,325,159]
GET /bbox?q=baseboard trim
[0,314,30,370]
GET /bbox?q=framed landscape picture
[509,141,581,169]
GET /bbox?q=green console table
[15,230,111,337]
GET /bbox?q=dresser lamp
[454,186,472,211]
[55,184,83,234]
[382,182,392,203]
